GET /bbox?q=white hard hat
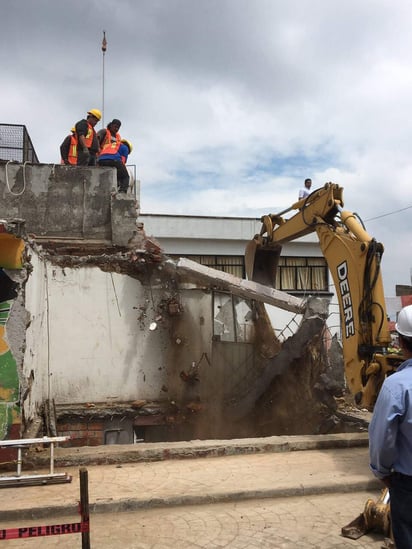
[395,305,412,337]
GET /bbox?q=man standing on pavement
[97,119,122,150]
[369,304,412,549]
[74,109,101,166]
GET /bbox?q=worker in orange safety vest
[60,127,78,165]
[97,119,122,150]
[98,138,133,193]
[74,109,101,166]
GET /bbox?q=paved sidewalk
[0,434,380,522]
[0,493,385,548]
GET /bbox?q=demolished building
[0,153,348,448]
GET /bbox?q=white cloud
[1,0,412,294]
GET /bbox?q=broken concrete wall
[14,249,247,432]
[0,162,138,245]
[21,251,169,408]
[3,241,337,442]
[0,163,347,444]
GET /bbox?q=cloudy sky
[2,0,412,296]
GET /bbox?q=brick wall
[58,420,105,447]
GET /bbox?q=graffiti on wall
[0,227,24,440]
[0,297,19,440]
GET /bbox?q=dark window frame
[275,256,329,293]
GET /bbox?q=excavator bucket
[341,489,391,541]
[245,237,282,287]
[341,513,368,540]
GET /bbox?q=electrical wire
[365,204,412,222]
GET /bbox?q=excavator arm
[245,182,402,411]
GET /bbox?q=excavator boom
[245,183,343,285]
[246,182,402,410]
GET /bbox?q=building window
[213,291,254,343]
[172,255,245,279]
[275,257,328,293]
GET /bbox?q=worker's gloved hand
[82,148,90,162]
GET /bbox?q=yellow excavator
[0,219,25,270]
[245,182,402,541]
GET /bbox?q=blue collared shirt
[369,358,412,479]
[99,143,129,163]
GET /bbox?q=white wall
[21,248,225,420]
[141,214,323,257]
[22,250,170,412]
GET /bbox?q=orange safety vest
[60,134,78,165]
[68,135,78,165]
[101,129,121,149]
[83,123,96,148]
[100,141,122,157]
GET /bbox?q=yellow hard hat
[121,139,133,153]
[87,109,102,121]
[71,127,76,133]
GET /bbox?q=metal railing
[0,124,39,164]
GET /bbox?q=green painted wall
[0,301,20,439]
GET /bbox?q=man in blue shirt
[98,139,133,193]
[369,304,412,548]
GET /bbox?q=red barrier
[0,468,90,548]
[0,521,88,540]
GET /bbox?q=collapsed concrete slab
[171,257,305,313]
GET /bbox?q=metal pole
[80,468,90,549]
[50,442,54,474]
[101,31,107,128]
[16,447,22,476]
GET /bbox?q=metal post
[101,31,107,128]
[50,442,54,474]
[16,447,22,476]
[80,468,90,549]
